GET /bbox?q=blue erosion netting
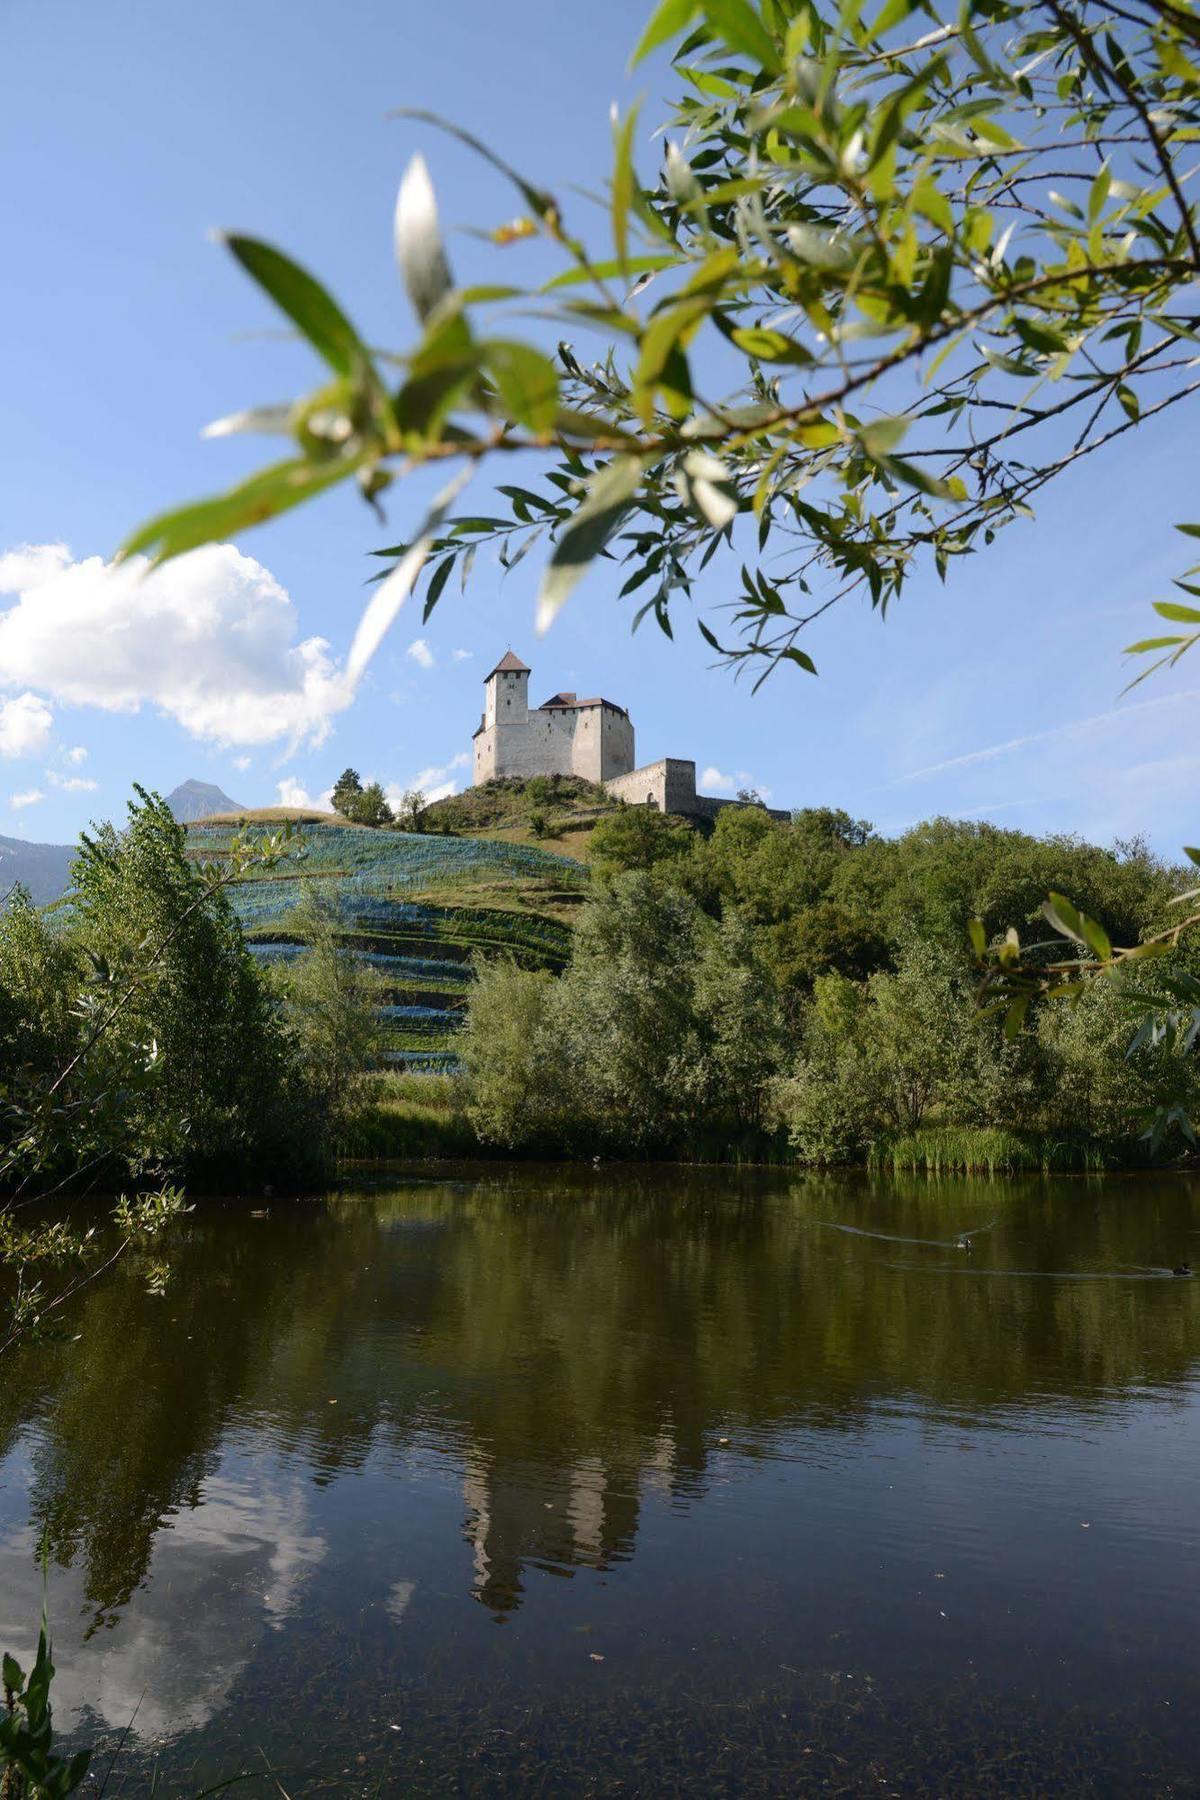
[220,824,579,1069]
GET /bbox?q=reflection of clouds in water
[0,1457,324,1741]
[386,1579,416,1623]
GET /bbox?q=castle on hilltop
[472,651,787,820]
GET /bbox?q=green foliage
[462,874,785,1153]
[0,888,79,1090]
[450,805,1197,1165]
[342,1070,479,1157]
[459,960,567,1149]
[587,806,697,881]
[64,790,289,1175]
[870,1126,1107,1173]
[392,788,427,832]
[123,0,1200,688]
[0,1610,90,1798]
[973,835,1200,1141]
[1036,970,1200,1147]
[0,793,304,1355]
[332,768,362,816]
[268,887,388,1147]
[772,937,1008,1163]
[691,909,786,1129]
[554,875,717,1149]
[332,768,394,827]
[424,774,617,838]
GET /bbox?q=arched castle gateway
[472,651,788,820]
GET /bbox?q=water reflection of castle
[463,1454,641,1615]
[462,1429,687,1615]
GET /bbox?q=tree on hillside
[354,782,395,828]
[393,787,427,832]
[587,805,696,880]
[332,770,395,827]
[331,769,363,817]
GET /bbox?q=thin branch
[1049,0,1200,267]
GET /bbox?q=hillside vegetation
[188,819,586,1070]
[421,774,620,854]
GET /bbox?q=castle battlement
[471,651,788,820]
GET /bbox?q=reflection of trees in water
[0,1168,1197,1629]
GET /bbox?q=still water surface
[1,1167,1198,1794]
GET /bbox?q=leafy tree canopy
[123,0,1200,688]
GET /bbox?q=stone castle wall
[604,759,698,813]
[475,701,634,786]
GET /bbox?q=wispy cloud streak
[890,688,1200,786]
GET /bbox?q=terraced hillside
[188,823,585,1072]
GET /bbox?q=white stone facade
[473,653,635,787]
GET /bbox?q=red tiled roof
[485,649,531,679]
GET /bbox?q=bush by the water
[0,792,391,1186]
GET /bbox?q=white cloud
[232,755,251,772]
[276,777,333,811]
[46,771,98,792]
[701,765,771,801]
[278,752,470,817]
[0,543,356,750]
[64,745,88,766]
[0,544,71,591]
[0,692,53,758]
[407,637,436,670]
[701,765,735,792]
[10,787,43,809]
[452,648,472,662]
[387,752,469,808]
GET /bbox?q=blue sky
[3,0,1198,852]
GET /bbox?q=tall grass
[870,1126,1110,1174]
[339,1071,483,1159]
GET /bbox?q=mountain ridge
[0,833,75,905]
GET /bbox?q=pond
[1,1167,1198,1794]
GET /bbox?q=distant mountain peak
[165,779,247,823]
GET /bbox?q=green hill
[421,774,621,856]
[188,818,587,1072]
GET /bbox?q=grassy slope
[189,803,587,1070]
[198,778,618,858]
[420,774,619,857]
